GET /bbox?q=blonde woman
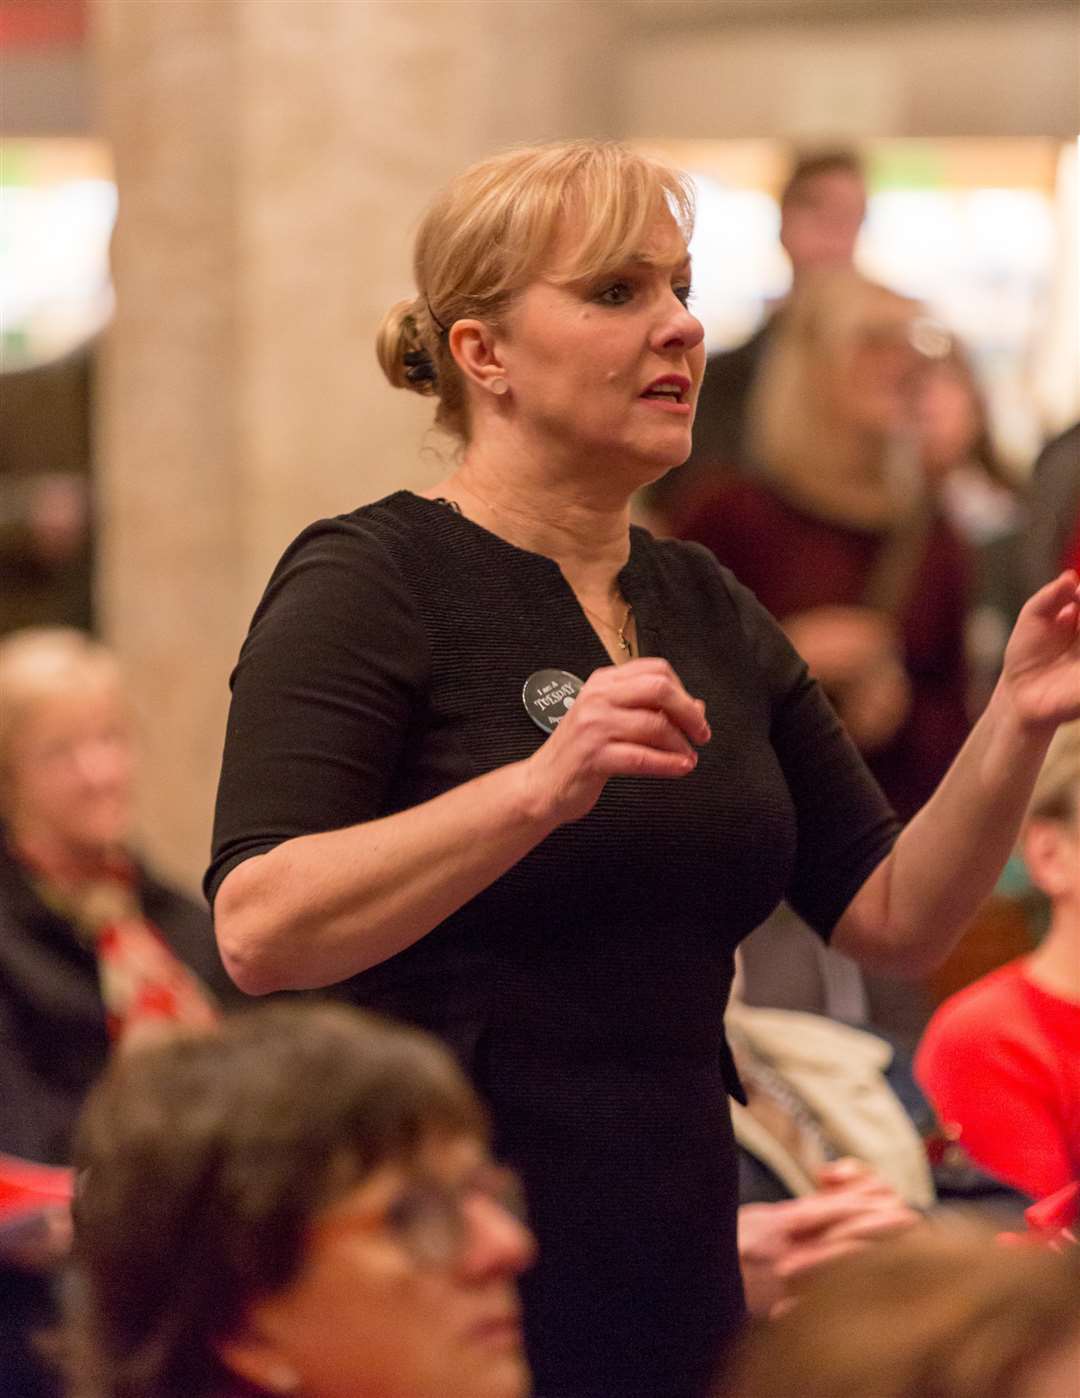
[678,268,972,822]
[0,628,236,1398]
[208,141,1080,1397]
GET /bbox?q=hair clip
[403,349,437,386]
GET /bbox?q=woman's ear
[215,1328,301,1396]
[448,319,509,398]
[1020,818,1076,902]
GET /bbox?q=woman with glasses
[67,1002,535,1398]
[208,140,1080,1398]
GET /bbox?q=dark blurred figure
[1024,420,1080,593]
[0,628,236,1398]
[0,346,95,637]
[914,342,1027,715]
[651,148,866,522]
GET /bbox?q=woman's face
[4,677,134,856]
[490,217,706,492]
[830,320,924,436]
[227,1134,536,1398]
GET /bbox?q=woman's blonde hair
[0,627,120,794]
[748,267,923,528]
[716,1222,1080,1398]
[375,139,695,442]
[1028,719,1080,826]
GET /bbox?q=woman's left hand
[999,571,1080,730]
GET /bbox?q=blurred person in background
[1025,421,1080,594]
[714,1222,1080,1398]
[0,347,95,637]
[67,1002,536,1398]
[915,341,1027,715]
[916,721,1080,1203]
[651,148,867,521]
[677,268,971,826]
[0,627,237,1398]
[676,271,973,1046]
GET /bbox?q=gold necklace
[578,596,634,657]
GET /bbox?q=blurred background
[1,0,1078,890]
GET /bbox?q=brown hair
[716,1222,1080,1398]
[376,139,695,442]
[781,148,865,207]
[68,1003,488,1398]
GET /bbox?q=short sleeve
[205,516,430,905]
[723,571,901,939]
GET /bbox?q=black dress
[208,491,898,1398]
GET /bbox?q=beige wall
[620,8,1079,140]
[94,0,618,890]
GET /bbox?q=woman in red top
[916,721,1080,1200]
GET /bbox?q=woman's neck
[1026,908,1080,1004]
[425,445,634,602]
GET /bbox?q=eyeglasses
[314,1161,529,1270]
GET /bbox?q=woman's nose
[657,295,705,354]
[458,1194,537,1279]
[73,736,130,790]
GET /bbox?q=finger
[816,1158,873,1188]
[594,742,697,781]
[601,671,710,745]
[783,1192,886,1240]
[1025,571,1080,618]
[814,1207,921,1246]
[607,706,698,758]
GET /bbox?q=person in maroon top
[916,721,1080,1201]
[677,269,971,822]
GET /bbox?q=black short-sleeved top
[208,490,898,1398]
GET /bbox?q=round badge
[522,669,584,735]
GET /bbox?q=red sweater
[915,959,1080,1201]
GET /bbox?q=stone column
[93,0,619,890]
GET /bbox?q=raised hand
[999,572,1080,729]
[522,657,710,826]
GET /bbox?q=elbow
[847,922,952,980]
[213,858,297,996]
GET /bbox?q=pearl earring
[490,377,508,396]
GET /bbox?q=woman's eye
[596,281,633,307]
[674,284,693,307]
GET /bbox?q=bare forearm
[835,680,1055,974]
[215,760,557,993]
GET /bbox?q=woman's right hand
[521,658,711,826]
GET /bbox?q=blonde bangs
[418,142,694,321]
[1029,720,1080,824]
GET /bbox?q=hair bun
[375,298,437,397]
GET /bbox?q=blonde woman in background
[678,268,973,824]
[0,628,237,1398]
[208,141,1080,1397]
